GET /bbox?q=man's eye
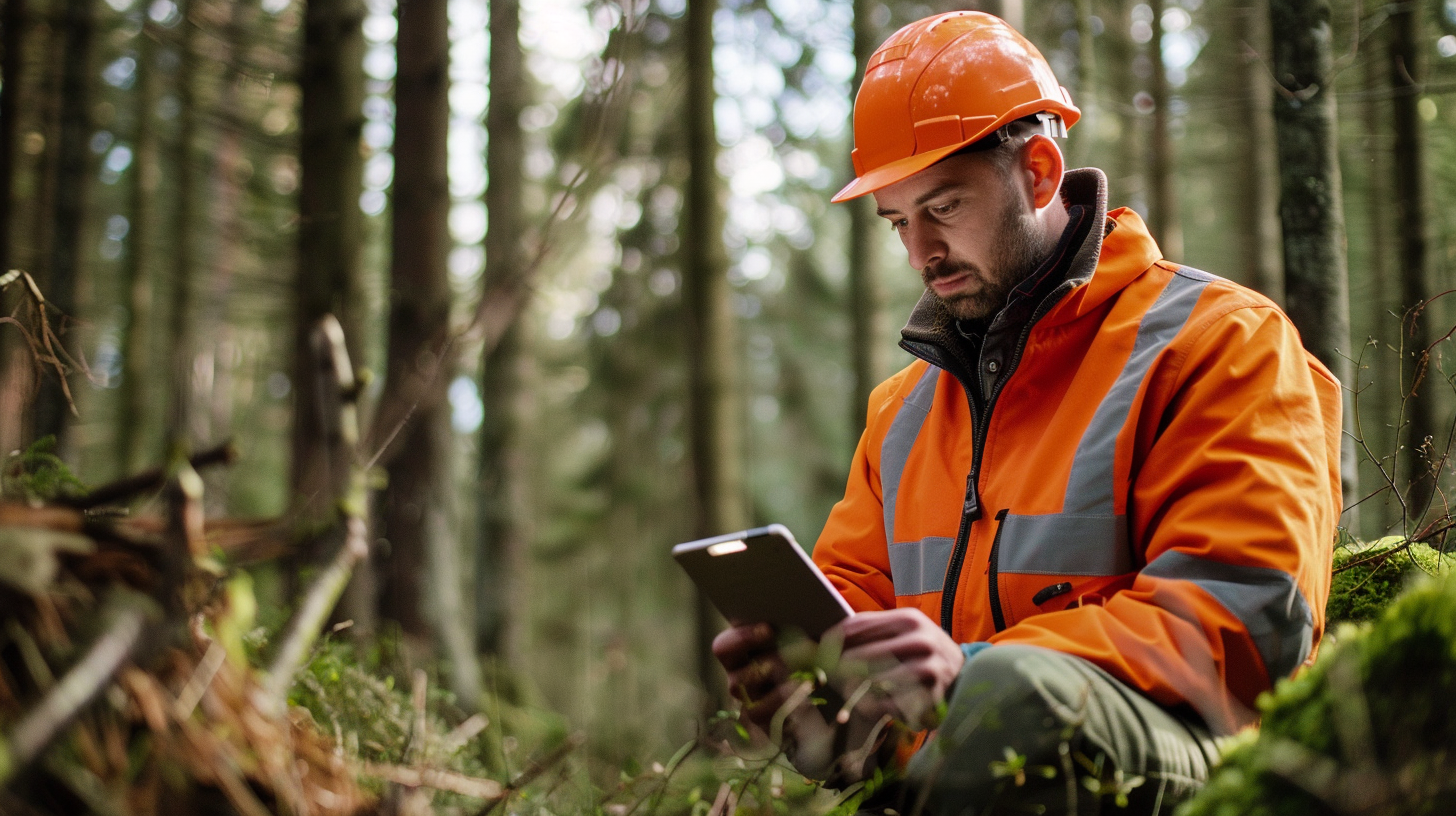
[930,202,956,216]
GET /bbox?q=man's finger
[728,654,788,701]
[712,622,777,670]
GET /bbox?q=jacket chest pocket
[992,511,1137,625]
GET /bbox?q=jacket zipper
[987,509,1010,631]
[933,291,1067,636]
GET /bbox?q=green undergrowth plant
[282,636,855,814]
[0,436,87,503]
[1178,572,1456,815]
[286,635,574,810]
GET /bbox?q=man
[713,11,1342,814]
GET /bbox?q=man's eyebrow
[875,181,962,217]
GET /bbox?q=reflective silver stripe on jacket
[998,268,1212,575]
[880,365,943,596]
[878,268,1213,595]
[1142,550,1314,677]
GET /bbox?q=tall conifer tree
[684,0,746,707]
[1267,0,1358,514]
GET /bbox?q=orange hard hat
[832,11,1080,203]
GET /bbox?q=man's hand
[712,610,967,782]
[710,620,850,781]
[831,608,966,730]
[712,622,793,733]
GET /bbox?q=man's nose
[902,222,947,272]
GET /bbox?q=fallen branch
[259,315,370,718]
[362,762,505,801]
[259,513,367,719]
[0,592,156,785]
[63,440,237,510]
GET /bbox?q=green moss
[1179,573,1456,815]
[1326,537,1453,624]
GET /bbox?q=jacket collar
[1039,173,1165,328]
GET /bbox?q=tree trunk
[381,0,480,706]
[1231,0,1282,302]
[0,0,30,458]
[293,0,367,556]
[1266,0,1357,517]
[195,0,255,512]
[1108,0,1145,212]
[475,0,528,662]
[116,19,161,475]
[1146,0,1182,260]
[1388,0,1437,523]
[167,0,201,444]
[1360,22,1396,535]
[845,0,881,444]
[684,0,747,709]
[1068,0,1097,169]
[33,0,95,446]
[0,0,20,279]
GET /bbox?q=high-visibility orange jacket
[813,169,1342,734]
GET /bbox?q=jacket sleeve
[987,303,1342,733]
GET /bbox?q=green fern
[0,436,87,503]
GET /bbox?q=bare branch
[363,762,505,801]
[259,315,370,717]
[62,440,238,509]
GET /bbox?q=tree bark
[0,0,20,280]
[195,0,252,506]
[475,0,528,662]
[293,0,367,549]
[1388,0,1437,522]
[845,0,881,444]
[116,20,161,476]
[1146,0,1182,260]
[1068,0,1097,169]
[167,0,201,444]
[1231,0,1282,302]
[1108,0,1145,213]
[1359,22,1397,535]
[0,0,31,458]
[33,0,95,446]
[380,0,475,705]
[684,0,747,708]
[1266,0,1358,516]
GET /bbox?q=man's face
[872,151,1053,321]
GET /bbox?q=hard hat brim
[830,140,970,203]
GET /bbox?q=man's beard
[922,194,1056,321]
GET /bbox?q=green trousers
[886,644,1221,816]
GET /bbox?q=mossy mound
[1178,573,1456,815]
[1326,537,1453,624]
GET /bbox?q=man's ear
[1021,135,1064,210]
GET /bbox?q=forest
[0,0,1454,810]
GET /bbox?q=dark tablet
[673,524,853,640]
